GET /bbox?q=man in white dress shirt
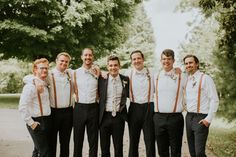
[19,58,51,157]
[153,49,186,157]
[49,52,73,157]
[73,48,100,157]
[183,55,219,157]
[126,50,155,157]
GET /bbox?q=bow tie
[164,72,173,77]
[136,71,146,76]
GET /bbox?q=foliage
[0,0,140,66]
[0,58,31,93]
[208,126,236,157]
[95,4,155,70]
[178,0,236,121]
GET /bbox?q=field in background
[0,94,20,108]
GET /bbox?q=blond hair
[56,52,71,61]
[32,58,49,75]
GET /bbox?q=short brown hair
[161,49,175,59]
[183,54,199,69]
[107,55,120,66]
[130,50,144,60]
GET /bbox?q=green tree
[95,4,155,70]
[179,0,236,121]
[0,0,140,65]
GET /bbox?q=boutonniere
[170,73,177,80]
[123,80,128,85]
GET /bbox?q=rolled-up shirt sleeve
[19,84,35,126]
[204,76,219,123]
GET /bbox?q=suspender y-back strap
[129,68,151,109]
[155,73,182,113]
[52,72,72,108]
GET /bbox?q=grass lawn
[208,126,236,157]
[0,94,20,109]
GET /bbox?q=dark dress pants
[186,112,209,157]
[27,116,52,157]
[100,112,125,157]
[51,107,73,157]
[153,112,184,157]
[73,103,99,157]
[128,102,155,157]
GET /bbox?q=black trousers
[100,112,125,157]
[128,102,155,157]
[186,112,209,157]
[153,112,184,157]
[51,107,73,157]
[27,116,52,157]
[73,102,99,157]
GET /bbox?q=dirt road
[0,109,217,157]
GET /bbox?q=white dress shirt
[48,68,74,108]
[73,67,98,104]
[185,70,219,122]
[105,75,123,112]
[19,77,51,126]
[154,69,187,113]
[125,68,154,103]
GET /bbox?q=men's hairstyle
[161,49,175,59]
[183,54,199,69]
[81,47,94,55]
[107,55,120,66]
[56,52,71,61]
[32,58,49,75]
[130,50,144,60]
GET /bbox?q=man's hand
[91,65,101,78]
[30,121,40,130]
[174,67,182,74]
[199,119,210,127]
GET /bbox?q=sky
[143,0,198,61]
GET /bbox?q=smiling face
[33,58,49,80]
[184,56,199,75]
[161,54,175,72]
[56,55,70,72]
[107,59,120,77]
[81,48,94,68]
[131,52,144,71]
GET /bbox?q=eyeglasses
[38,67,49,70]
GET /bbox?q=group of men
[19,48,219,157]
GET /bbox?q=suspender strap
[197,74,204,113]
[155,75,159,112]
[173,73,181,112]
[129,70,135,102]
[146,68,151,111]
[66,72,72,107]
[33,79,43,116]
[51,73,58,108]
[74,70,79,102]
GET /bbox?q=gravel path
[0,109,217,157]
